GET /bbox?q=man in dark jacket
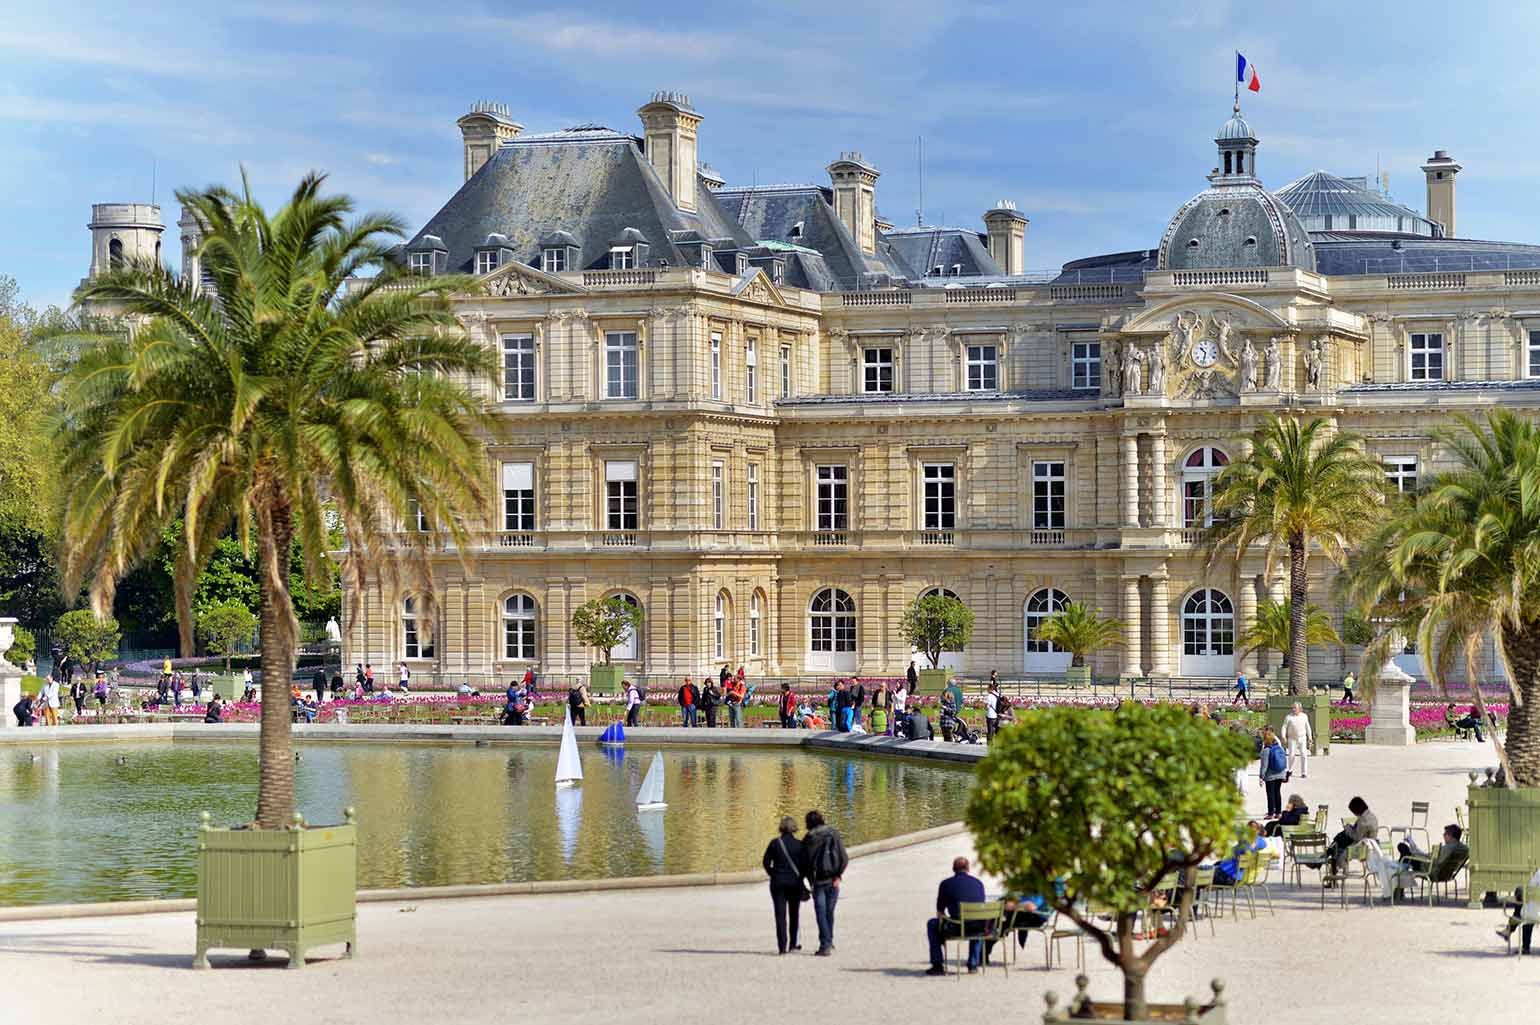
[312,669,327,704]
[799,810,848,956]
[700,677,721,727]
[927,856,988,974]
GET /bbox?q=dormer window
[409,252,433,275]
[1187,239,1200,249]
[931,265,944,276]
[607,227,650,269]
[950,263,962,276]
[405,234,448,276]
[1243,236,1257,247]
[610,246,636,270]
[543,248,567,273]
[789,220,804,240]
[475,250,499,275]
[537,230,581,274]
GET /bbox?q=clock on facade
[1191,339,1218,367]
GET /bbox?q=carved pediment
[730,269,788,308]
[480,261,587,297]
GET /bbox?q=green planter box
[1466,782,1540,907]
[194,809,358,969]
[1265,691,1331,756]
[916,668,952,694]
[212,673,242,701]
[1064,665,1091,686]
[589,664,624,694]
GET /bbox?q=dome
[1275,171,1440,238]
[1217,112,1255,142]
[1157,182,1315,272]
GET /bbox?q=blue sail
[598,722,626,746]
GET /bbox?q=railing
[1169,269,1269,287]
[600,532,639,547]
[1028,529,1066,546]
[1048,283,1130,302]
[944,287,1017,303]
[1506,271,1540,287]
[840,291,911,306]
[583,270,658,287]
[497,532,540,548]
[811,531,849,547]
[1179,528,1205,545]
[1387,272,1466,291]
[916,530,955,546]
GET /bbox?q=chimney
[638,91,703,213]
[982,200,1029,275]
[827,151,880,255]
[456,102,523,182]
[1420,149,1461,238]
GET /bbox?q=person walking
[892,680,908,735]
[1259,727,1288,818]
[725,674,745,728]
[397,661,411,693]
[779,684,798,729]
[1282,701,1313,777]
[984,680,1001,742]
[567,681,589,726]
[624,679,643,727]
[354,663,366,689]
[363,664,375,692]
[848,679,866,730]
[1341,671,1356,704]
[69,676,87,718]
[906,660,919,695]
[92,672,109,715]
[763,816,807,954]
[40,674,61,726]
[1232,671,1249,706]
[799,810,848,956]
[677,676,698,727]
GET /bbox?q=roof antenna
[916,135,924,227]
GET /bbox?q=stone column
[1149,574,1171,676]
[1121,434,1140,528]
[1122,577,1143,677]
[0,618,22,731]
[1150,432,1168,529]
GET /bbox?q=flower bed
[1329,702,1508,742]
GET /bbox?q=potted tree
[55,174,495,968]
[969,702,1252,1022]
[900,592,973,694]
[1032,601,1122,686]
[572,596,644,693]
[53,609,121,677]
[1241,597,1341,754]
[1345,410,1540,904]
[197,602,259,700]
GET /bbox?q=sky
[5,0,1540,309]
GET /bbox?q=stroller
[939,698,980,744]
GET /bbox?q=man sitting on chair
[1395,823,1468,897]
[926,856,987,975]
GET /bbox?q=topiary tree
[571,596,643,664]
[968,702,1254,1020]
[197,601,259,674]
[53,609,121,672]
[1238,597,1342,668]
[900,592,974,669]
[1032,601,1123,667]
[5,624,36,666]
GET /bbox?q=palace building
[322,93,1540,685]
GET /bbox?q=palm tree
[1033,602,1123,667]
[1344,410,1540,786]
[54,174,496,828]
[1237,597,1342,668]
[1207,416,1387,696]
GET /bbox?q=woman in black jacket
[762,816,806,954]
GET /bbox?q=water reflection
[555,785,583,864]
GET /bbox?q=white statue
[1305,338,1325,390]
[1214,313,1233,357]
[1263,337,1282,390]
[1147,342,1167,393]
[1239,338,1258,392]
[325,618,342,643]
[1174,311,1201,361]
[1121,344,1144,396]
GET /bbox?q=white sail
[555,706,583,787]
[635,750,667,809]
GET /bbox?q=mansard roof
[884,225,1001,278]
[713,184,914,289]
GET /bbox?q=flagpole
[1234,50,1240,111]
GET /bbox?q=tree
[1207,416,1387,695]
[571,597,643,664]
[1032,601,1123,667]
[899,592,974,669]
[1238,596,1342,666]
[54,173,495,829]
[1344,410,1540,786]
[54,609,120,669]
[198,601,259,673]
[5,624,35,666]
[0,276,61,534]
[968,702,1253,1020]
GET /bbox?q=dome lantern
[1211,101,1259,182]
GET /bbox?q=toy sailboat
[598,722,626,746]
[635,750,667,810]
[555,707,583,788]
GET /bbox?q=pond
[0,741,974,906]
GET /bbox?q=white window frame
[542,248,567,273]
[1409,331,1444,382]
[610,246,635,270]
[408,498,428,532]
[711,460,725,529]
[402,597,434,659]
[809,588,857,661]
[714,593,726,659]
[749,592,762,656]
[780,345,792,399]
[502,462,535,531]
[922,463,955,530]
[605,460,639,530]
[408,251,433,275]
[501,334,535,401]
[1182,589,1235,657]
[612,593,642,660]
[502,594,537,661]
[815,465,848,531]
[1032,460,1066,530]
[746,337,758,404]
[965,344,998,392]
[605,331,638,399]
[1182,447,1229,527]
[1024,588,1071,654]
[710,332,722,399]
[1528,330,1540,378]
[747,462,760,530]
[862,347,894,394]
[475,250,499,275]
[1384,456,1418,496]
[1072,340,1101,391]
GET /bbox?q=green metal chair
[940,900,1003,977]
[1389,801,1432,852]
[1285,831,1330,887]
[1047,910,1087,971]
[1406,843,1469,905]
[1321,840,1373,909]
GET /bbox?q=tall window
[109,238,124,270]
[863,347,894,393]
[816,465,848,531]
[1024,588,1070,653]
[605,460,638,530]
[711,460,725,529]
[780,345,792,399]
[612,593,641,660]
[922,464,955,530]
[408,251,432,275]
[502,334,535,400]
[542,248,566,273]
[710,332,722,399]
[1182,589,1234,656]
[1384,456,1418,495]
[966,344,998,391]
[402,597,433,659]
[1032,461,1066,530]
[809,588,856,654]
[408,498,428,532]
[502,462,535,531]
[1072,341,1101,391]
[1182,447,1229,527]
[747,462,760,530]
[475,250,499,275]
[1529,330,1540,378]
[1409,332,1444,381]
[714,593,727,659]
[502,594,536,660]
[749,592,762,656]
[746,337,758,403]
[610,246,635,270]
[605,331,638,399]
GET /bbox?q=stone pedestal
[1365,662,1416,746]
[0,617,22,730]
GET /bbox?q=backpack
[634,682,645,703]
[810,829,848,881]
[568,687,582,709]
[1266,744,1287,776]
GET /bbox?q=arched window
[1023,588,1071,653]
[402,596,434,660]
[922,586,959,601]
[612,593,642,661]
[713,592,728,660]
[502,594,537,661]
[108,238,124,270]
[749,591,763,657]
[1182,447,1229,527]
[808,588,856,670]
[1182,589,1234,657]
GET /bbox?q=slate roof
[1312,235,1540,276]
[403,128,754,273]
[714,184,914,289]
[1276,171,1440,237]
[884,225,1001,278]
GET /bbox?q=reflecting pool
[0,742,973,906]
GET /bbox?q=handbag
[777,837,812,902]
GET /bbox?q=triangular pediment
[479,261,588,297]
[730,269,787,307]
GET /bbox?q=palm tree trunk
[253,499,297,830]
[1501,621,1540,788]
[1289,535,1308,696]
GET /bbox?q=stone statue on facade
[1173,310,1201,362]
[1305,338,1325,390]
[1121,343,1144,396]
[1214,313,1233,359]
[1146,341,1166,394]
[1263,336,1282,390]
[1105,343,1123,396]
[1239,337,1258,392]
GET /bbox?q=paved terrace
[0,732,1531,1025]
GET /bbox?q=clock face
[1192,340,1218,367]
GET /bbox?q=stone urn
[1365,649,1416,746]
[0,617,22,730]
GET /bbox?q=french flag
[1236,52,1261,92]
